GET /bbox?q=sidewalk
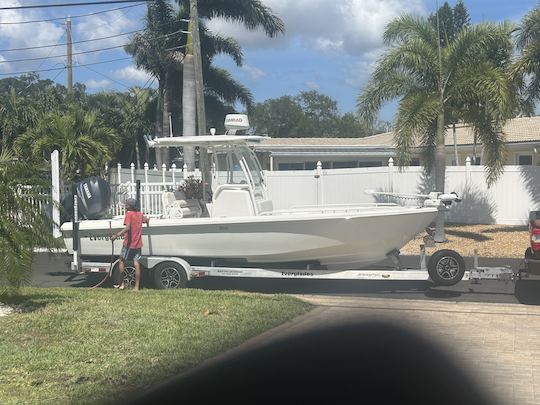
[199,296,540,405]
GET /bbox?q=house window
[305,161,318,170]
[410,158,420,166]
[358,161,383,167]
[333,161,357,169]
[278,163,304,170]
[518,155,533,165]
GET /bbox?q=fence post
[465,156,471,184]
[388,158,394,192]
[117,162,122,184]
[162,163,167,190]
[183,164,188,180]
[51,150,61,238]
[171,163,177,189]
[130,162,135,197]
[144,162,149,214]
[316,161,323,206]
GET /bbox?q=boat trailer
[74,245,524,290]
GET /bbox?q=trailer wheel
[153,261,188,289]
[112,262,137,289]
[428,249,465,286]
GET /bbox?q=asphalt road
[30,252,540,305]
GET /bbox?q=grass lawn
[0,287,311,404]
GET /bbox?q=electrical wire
[0,56,133,76]
[0,4,143,25]
[0,29,186,65]
[0,1,153,11]
[80,64,131,89]
[0,20,188,53]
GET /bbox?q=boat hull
[61,207,437,267]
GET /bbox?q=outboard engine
[61,176,111,221]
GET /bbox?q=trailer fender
[145,257,193,281]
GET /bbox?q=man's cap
[125,198,137,208]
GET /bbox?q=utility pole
[190,0,206,136]
[66,17,73,94]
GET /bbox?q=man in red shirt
[111,198,149,291]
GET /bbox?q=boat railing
[260,203,406,216]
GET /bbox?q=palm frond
[383,15,438,48]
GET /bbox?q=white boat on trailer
[61,115,515,289]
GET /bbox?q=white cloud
[0,1,65,69]
[305,81,320,90]
[241,64,266,80]
[86,79,111,89]
[114,65,152,84]
[206,0,426,57]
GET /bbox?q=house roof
[256,116,540,149]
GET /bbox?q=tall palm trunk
[182,39,197,170]
[155,85,164,167]
[434,111,447,242]
[161,70,171,166]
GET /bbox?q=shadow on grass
[445,230,492,242]
[0,291,70,312]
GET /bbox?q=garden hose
[89,221,115,289]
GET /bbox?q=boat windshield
[211,145,267,200]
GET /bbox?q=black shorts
[120,247,142,262]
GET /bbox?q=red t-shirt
[123,210,144,249]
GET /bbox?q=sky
[0,0,538,122]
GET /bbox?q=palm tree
[176,0,284,169]
[14,107,119,182]
[87,89,156,168]
[125,0,184,167]
[0,89,39,153]
[358,16,515,241]
[514,5,540,113]
[0,149,59,293]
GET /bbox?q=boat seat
[211,184,256,217]
[162,191,201,219]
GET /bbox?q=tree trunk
[452,122,459,165]
[182,53,197,171]
[155,85,164,168]
[161,70,171,166]
[434,111,447,243]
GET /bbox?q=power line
[0,1,153,11]
[0,4,143,25]
[0,56,133,76]
[0,30,186,65]
[80,64,131,89]
[1,44,129,64]
[0,29,141,53]
[0,20,188,53]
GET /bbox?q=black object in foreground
[125,321,492,405]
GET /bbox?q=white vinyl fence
[108,162,201,217]
[53,154,540,226]
[266,158,540,225]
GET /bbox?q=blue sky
[0,0,538,122]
